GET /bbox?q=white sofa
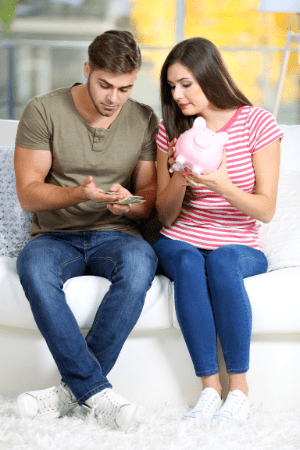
[0,119,300,412]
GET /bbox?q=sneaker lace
[34,385,72,414]
[193,389,218,414]
[94,390,128,423]
[220,392,245,417]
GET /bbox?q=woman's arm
[183,140,281,223]
[156,146,187,227]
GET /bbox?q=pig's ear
[217,132,229,146]
[193,116,206,129]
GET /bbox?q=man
[14,30,158,432]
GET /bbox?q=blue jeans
[17,231,158,405]
[153,235,268,377]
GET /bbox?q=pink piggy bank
[173,116,229,175]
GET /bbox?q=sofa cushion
[259,169,300,272]
[0,146,32,258]
[278,124,300,172]
[245,267,300,333]
[0,256,172,331]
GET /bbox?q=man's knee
[115,239,158,290]
[126,240,157,273]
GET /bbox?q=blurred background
[0,0,299,124]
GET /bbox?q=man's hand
[106,184,134,216]
[80,176,121,203]
[81,177,134,215]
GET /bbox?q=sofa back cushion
[259,169,300,271]
[0,146,32,257]
[279,124,300,172]
[0,120,19,146]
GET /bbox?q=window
[0,0,299,123]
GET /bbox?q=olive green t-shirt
[16,85,159,239]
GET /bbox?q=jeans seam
[195,368,219,377]
[221,260,251,373]
[85,256,118,343]
[227,366,249,374]
[58,256,84,277]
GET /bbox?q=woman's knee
[154,239,204,277]
[206,244,267,280]
[206,246,239,274]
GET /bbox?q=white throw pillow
[0,146,32,257]
[259,169,300,272]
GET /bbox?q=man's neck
[71,84,123,129]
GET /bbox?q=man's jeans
[153,235,268,377]
[17,231,158,405]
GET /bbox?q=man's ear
[84,62,90,80]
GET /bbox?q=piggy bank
[173,116,229,175]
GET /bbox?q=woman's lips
[179,103,190,109]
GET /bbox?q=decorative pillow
[259,169,300,272]
[0,146,32,257]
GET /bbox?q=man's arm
[119,160,157,221]
[14,146,120,212]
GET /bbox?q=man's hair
[88,30,141,74]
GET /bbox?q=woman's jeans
[153,235,268,377]
[17,231,158,405]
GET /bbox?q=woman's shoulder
[156,120,170,152]
[240,105,276,123]
[158,120,167,133]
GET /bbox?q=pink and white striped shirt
[156,106,283,250]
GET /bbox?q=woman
[153,37,283,423]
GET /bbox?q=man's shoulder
[20,85,77,127]
[125,98,157,120]
[33,86,73,106]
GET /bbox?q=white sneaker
[212,389,249,423]
[17,382,78,419]
[83,388,137,433]
[182,387,223,421]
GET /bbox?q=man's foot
[212,389,249,423]
[182,387,222,421]
[83,388,137,432]
[17,382,78,419]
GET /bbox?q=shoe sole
[114,404,138,432]
[17,394,77,420]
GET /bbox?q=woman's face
[167,62,210,117]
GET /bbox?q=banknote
[106,196,146,204]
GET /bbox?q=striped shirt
[156,106,283,250]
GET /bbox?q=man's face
[84,63,138,118]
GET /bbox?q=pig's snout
[193,134,210,149]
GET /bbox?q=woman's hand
[181,149,232,195]
[167,138,177,173]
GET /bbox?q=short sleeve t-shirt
[16,85,159,239]
[156,106,283,250]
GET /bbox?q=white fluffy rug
[0,397,299,450]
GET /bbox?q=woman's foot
[182,387,222,421]
[212,389,249,423]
